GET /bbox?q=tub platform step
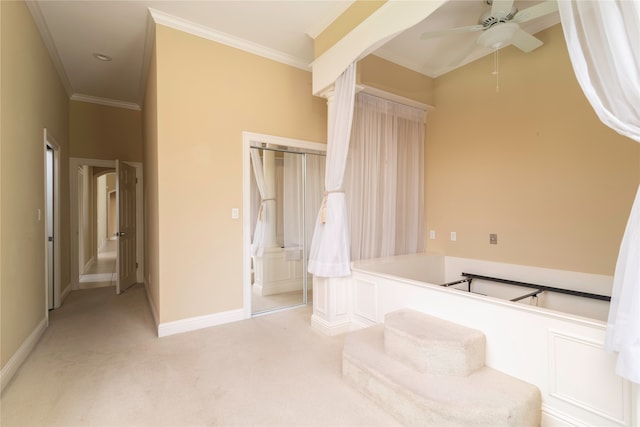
[385,309,486,376]
[342,310,541,426]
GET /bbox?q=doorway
[69,158,144,292]
[78,170,117,287]
[44,129,61,310]
[243,133,326,317]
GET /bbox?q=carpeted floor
[0,284,399,427]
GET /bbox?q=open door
[116,160,137,294]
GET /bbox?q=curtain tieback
[320,189,344,224]
[258,198,276,220]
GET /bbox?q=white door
[46,146,54,309]
[116,160,137,294]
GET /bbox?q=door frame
[43,129,61,311]
[69,157,144,290]
[242,132,326,319]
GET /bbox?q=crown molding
[148,8,311,71]
[70,94,141,111]
[25,1,73,97]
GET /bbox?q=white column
[311,88,353,335]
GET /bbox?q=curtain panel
[308,63,357,277]
[250,149,269,257]
[559,0,640,383]
[345,92,426,261]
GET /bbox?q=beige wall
[1,1,70,367]
[425,24,640,278]
[151,24,326,323]
[70,100,143,162]
[143,36,160,320]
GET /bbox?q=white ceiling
[26,0,559,110]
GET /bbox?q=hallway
[0,285,398,426]
[79,240,116,288]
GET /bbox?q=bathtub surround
[343,309,541,426]
[313,253,640,426]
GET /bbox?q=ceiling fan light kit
[477,22,519,49]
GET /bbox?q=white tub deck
[313,253,639,427]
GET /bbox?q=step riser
[384,309,486,376]
[344,353,540,427]
[385,330,485,376]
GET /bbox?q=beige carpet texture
[0,285,399,427]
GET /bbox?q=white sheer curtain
[305,154,326,255]
[345,93,426,261]
[283,153,303,260]
[308,63,356,277]
[250,149,269,257]
[283,152,326,261]
[559,0,640,383]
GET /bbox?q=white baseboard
[1,316,47,393]
[541,404,583,426]
[60,283,72,304]
[143,280,160,335]
[158,308,244,338]
[79,273,116,283]
[311,314,351,336]
[82,256,95,274]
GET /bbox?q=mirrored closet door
[249,144,325,315]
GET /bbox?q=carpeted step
[384,309,486,376]
[343,325,541,427]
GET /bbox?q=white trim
[143,279,160,335]
[542,403,592,426]
[79,273,115,283]
[244,132,326,152]
[25,1,73,97]
[0,317,47,393]
[149,8,311,71]
[312,0,446,95]
[357,84,434,112]
[83,256,95,275]
[242,132,326,319]
[44,129,62,309]
[158,309,245,338]
[60,283,72,303]
[70,94,141,111]
[310,314,352,336]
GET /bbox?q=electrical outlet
[429,230,436,239]
[490,233,498,244]
[450,231,457,241]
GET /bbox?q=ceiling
[26,0,560,110]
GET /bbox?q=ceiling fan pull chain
[494,48,500,93]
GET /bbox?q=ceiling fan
[421,0,559,54]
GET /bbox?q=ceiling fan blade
[510,28,543,52]
[491,0,515,19]
[420,24,484,40]
[513,0,559,24]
